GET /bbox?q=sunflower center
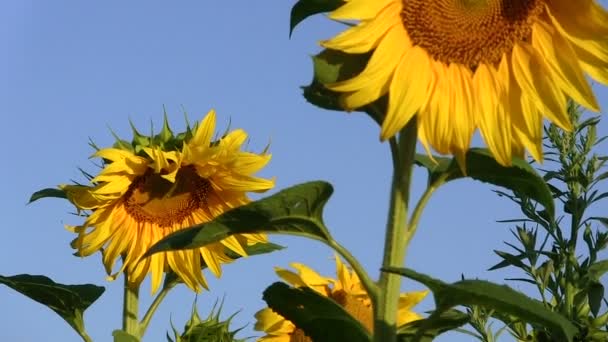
[401,0,545,68]
[123,165,211,228]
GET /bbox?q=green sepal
[144,181,334,257]
[167,299,246,342]
[0,274,104,339]
[303,49,373,112]
[383,267,577,342]
[262,282,371,342]
[290,0,344,36]
[28,188,67,204]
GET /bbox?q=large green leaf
[28,188,67,203]
[383,267,577,342]
[145,181,333,257]
[414,149,555,218]
[0,274,104,337]
[290,0,344,36]
[263,282,371,342]
[397,309,470,342]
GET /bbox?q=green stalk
[139,279,177,337]
[329,239,379,301]
[77,330,93,342]
[122,274,140,338]
[373,119,418,342]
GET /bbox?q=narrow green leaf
[589,216,608,229]
[263,282,371,342]
[397,309,469,342]
[290,0,344,36]
[0,274,104,337]
[414,149,555,218]
[145,181,333,257]
[28,188,67,203]
[113,330,140,342]
[383,267,577,342]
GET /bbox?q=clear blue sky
[1,1,607,341]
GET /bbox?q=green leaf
[397,309,470,342]
[302,49,369,113]
[113,330,140,342]
[588,259,608,281]
[588,282,604,317]
[383,267,577,342]
[290,0,344,36]
[589,216,608,229]
[145,181,333,257]
[263,282,371,342]
[28,188,67,203]
[224,242,284,259]
[0,274,104,338]
[414,149,555,218]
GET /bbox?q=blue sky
[1,1,607,341]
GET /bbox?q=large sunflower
[254,256,427,341]
[322,0,608,165]
[61,110,274,293]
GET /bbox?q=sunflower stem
[405,173,449,248]
[138,279,177,337]
[374,119,417,342]
[77,330,93,342]
[122,275,140,338]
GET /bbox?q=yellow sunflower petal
[322,1,401,54]
[190,109,217,148]
[511,42,570,131]
[382,45,433,140]
[532,21,599,111]
[61,184,106,210]
[474,62,512,166]
[327,24,408,94]
[545,0,608,39]
[329,0,394,21]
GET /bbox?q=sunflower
[321,0,608,165]
[254,256,427,341]
[61,110,274,293]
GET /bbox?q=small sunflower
[61,110,274,293]
[322,0,608,165]
[254,256,427,341]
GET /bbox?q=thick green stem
[122,275,140,338]
[139,280,176,337]
[373,119,418,342]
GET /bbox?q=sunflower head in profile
[254,256,427,341]
[321,0,608,166]
[61,110,274,293]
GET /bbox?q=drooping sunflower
[61,110,274,293]
[322,0,608,165]
[254,256,427,341]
